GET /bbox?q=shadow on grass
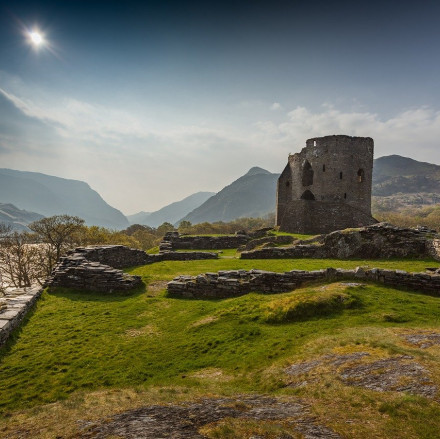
[47,283,147,303]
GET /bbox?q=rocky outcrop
[241,223,440,260]
[167,266,440,299]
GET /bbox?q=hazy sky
[1,0,440,214]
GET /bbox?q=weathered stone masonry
[45,254,143,292]
[276,135,377,234]
[44,245,219,292]
[160,231,250,251]
[167,267,440,299]
[0,286,43,347]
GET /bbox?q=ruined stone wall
[145,251,218,263]
[428,239,440,260]
[0,286,43,347]
[167,267,440,299]
[161,232,250,250]
[45,255,143,292]
[277,200,377,235]
[276,135,376,234]
[241,224,440,261]
[71,245,148,268]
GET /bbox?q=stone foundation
[167,267,440,299]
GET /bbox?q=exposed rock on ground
[339,355,437,397]
[286,353,437,399]
[77,396,341,439]
[401,331,440,349]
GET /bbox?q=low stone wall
[240,235,294,251]
[71,245,148,268]
[146,251,218,263]
[0,286,43,347]
[160,232,250,250]
[167,267,440,299]
[428,239,440,260]
[241,223,440,260]
[45,245,219,292]
[45,255,143,292]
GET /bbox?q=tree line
[0,214,274,291]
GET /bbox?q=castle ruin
[276,135,377,234]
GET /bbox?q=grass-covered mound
[0,257,440,438]
[263,283,362,323]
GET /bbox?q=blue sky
[1,0,440,213]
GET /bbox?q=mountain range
[0,203,44,231]
[1,155,439,231]
[127,192,215,227]
[179,167,279,224]
[372,155,440,196]
[0,169,128,229]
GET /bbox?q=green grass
[1,256,440,437]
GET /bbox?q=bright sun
[29,31,43,46]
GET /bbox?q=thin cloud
[270,102,282,111]
[256,105,440,163]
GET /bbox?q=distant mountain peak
[244,167,271,176]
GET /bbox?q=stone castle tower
[276,135,377,234]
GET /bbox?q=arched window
[357,168,365,183]
[302,160,314,186]
[285,181,290,187]
[344,193,347,199]
[339,171,343,180]
[322,164,326,172]
[300,190,315,200]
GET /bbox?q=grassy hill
[1,254,440,438]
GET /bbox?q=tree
[178,220,192,234]
[157,222,175,236]
[0,231,42,288]
[29,215,85,271]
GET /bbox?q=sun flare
[29,31,44,46]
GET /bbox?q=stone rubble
[241,223,440,261]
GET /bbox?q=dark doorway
[302,160,314,186]
[300,190,316,200]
